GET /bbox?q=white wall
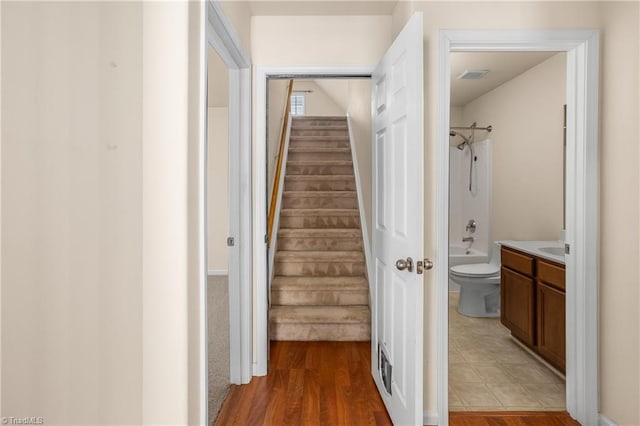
[391,2,639,423]
[208,107,229,270]
[2,3,143,423]
[462,53,566,243]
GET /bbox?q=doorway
[254,67,375,377]
[265,77,374,344]
[447,51,568,412]
[436,30,599,425]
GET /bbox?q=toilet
[449,242,501,317]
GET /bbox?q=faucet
[466,219,477,233]
[462,236,474,243]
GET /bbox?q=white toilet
[449,242,501,317]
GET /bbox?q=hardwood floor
[449,411,580,426]
[214,341,392,426]
[214,341,579,426]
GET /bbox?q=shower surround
[449,139,492,290]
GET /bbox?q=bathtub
[448,245,488,291]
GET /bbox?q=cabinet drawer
[538,260,565,291]
[501,247,535,277]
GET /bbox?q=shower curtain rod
[450,125,493,132]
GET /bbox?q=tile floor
[449,292,566,411]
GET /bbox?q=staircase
[270,116,371,341]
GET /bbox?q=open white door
[371,12,424,425]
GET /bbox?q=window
[290,93,305,116]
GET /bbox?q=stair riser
[290,129,348,137]
[287,152,352,162]
[274,262,365,277]
[280,216,360,229]
[286,165,353,175]
[282,196,357,209]
[289,140,350,149]
[278,237,363,251]
[285,179,356,191]
[270,323,370,341]
[292,123,347,129]
[271,290,368,306]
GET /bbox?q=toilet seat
[450,263,500,278]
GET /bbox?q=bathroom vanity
[500,241,566,373]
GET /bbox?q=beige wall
[219,0,252,57]
[292,80,345,116]
[2,2,143,423]
[251,15,392,65]
[267,79,289,200]
[208,107,229,270]
[391,2,639,424]
[462,53,566,242]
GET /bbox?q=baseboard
[423,411,439,425]
[599,414,617,426]
[208,269,229,276]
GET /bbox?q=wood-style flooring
[214,341,579,426]
[449,411,580,425]
[214,341,392,426]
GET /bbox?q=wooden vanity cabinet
[536,260,566,372]
[500,246,566,373]
[501,267,536,346]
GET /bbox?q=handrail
[267,79,294,246]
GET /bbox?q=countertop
[499,240,565,265]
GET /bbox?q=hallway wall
[2,2,143,423]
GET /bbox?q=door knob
[395,257,414,272]
[417,258,434,274]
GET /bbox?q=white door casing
[371,12,424,426]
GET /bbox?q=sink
[538,246,565,257]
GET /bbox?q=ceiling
[450,52,558,107]
[246,0,398,15]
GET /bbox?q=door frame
[254,66,373,376]
[204,0,253,398]
[436,30,599,425]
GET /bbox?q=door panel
[371,12,424,425]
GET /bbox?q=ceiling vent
[457,70,489,80]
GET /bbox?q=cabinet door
[537,282,566,373]
[501,267,536,346]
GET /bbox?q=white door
[371,12,424,426]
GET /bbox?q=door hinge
[227,237,235,247]
[565,243,570,255]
